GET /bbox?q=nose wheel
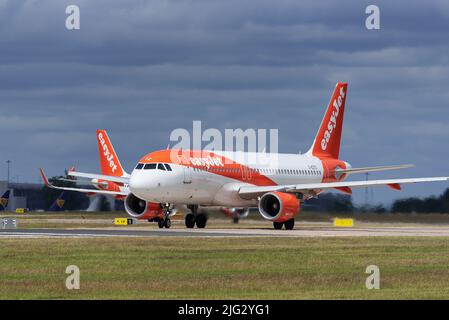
[185,205,208,229]
[158,218,171,229]
[159,203,174,229]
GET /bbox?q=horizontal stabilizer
[335,164,414,175]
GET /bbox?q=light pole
[6,160,11,185]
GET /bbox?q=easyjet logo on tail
[320,86,346,151]
[98,132,118,173]
[0,197,8,207]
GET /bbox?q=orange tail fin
[308,82,348,159]
[97,130,126,177]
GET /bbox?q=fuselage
[129,149,350,207]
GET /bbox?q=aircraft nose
[129,172,149,196]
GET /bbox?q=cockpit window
[135,163,144,170]
[157,163,165,171]
[144,163,157,170]
[164,164,172,171]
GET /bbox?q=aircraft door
[183,166,192,184]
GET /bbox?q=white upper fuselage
[129,149,350,207]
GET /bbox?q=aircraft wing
[40,168,129,196]
[335,164,414,175]
[67,171,129,184]
[238,176,449,199]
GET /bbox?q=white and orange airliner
[41,129,246,227]
[41,83,449,230]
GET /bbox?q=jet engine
[258,192,300,222]
[124,193,164,220]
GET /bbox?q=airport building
[0,180,46,211]
[0,180,121,212]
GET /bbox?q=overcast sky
[1,0,448,206]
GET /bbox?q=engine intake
[125,193,149,218]
[258,192,300,222]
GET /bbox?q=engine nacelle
[258,192,300,222]
[124,193,164,220]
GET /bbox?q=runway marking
[2,226,449,238]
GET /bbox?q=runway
[2,226,449,238]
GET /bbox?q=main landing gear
[273,219,295,230]
[185,205,208,229]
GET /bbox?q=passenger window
[158,163,165,171]
[144,163,157,170]
[135,163,144,170]
[164,164,173,171]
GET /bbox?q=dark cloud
[0,0,448,205]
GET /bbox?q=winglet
[39,168,50,187]
[334,186,353,195]
[387,183,402,191]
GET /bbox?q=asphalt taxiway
[2,226,449,238]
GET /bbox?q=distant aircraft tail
[96,130,129,177]
[307,82,348,159]
[49,191,68,212]
[0,190,10,211]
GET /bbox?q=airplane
[0,190,10,211]
[42,130,248,228]
[40,130,173,228]
[48,191,69,212]
[40,83,449,230]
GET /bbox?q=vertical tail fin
[96,130,128,177]
[0,190,10,211]
[308,82,348,159]
[49,191,68,212]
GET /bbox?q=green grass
[1,237,449,299]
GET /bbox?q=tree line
[306,188,449,214]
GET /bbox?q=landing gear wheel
[158,220,164,228]
[273,222,283,230]
[164,219,171,229]
[185,213,195,228]
[195,214,208,228]
[284,219,295,230]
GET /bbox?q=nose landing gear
[158,203,174,229]
[157,218,171,229]
[185,205,208,229]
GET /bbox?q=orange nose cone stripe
[139,149,277,186]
